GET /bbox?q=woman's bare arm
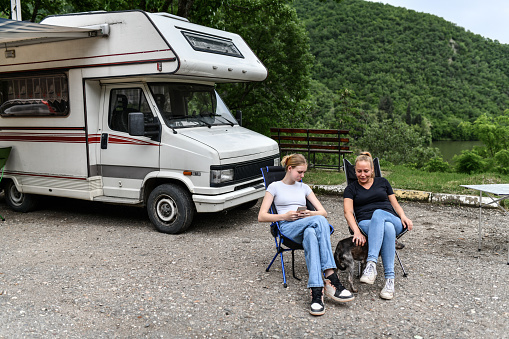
[258,191,300,222]
[343,197,366,245]
[388,194,413,230]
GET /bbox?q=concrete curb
[310,184,494,208]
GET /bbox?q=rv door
[99,84,160,199]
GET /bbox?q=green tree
[294,0,509,140]
[211,0,313,134]
[356,119,438,166]
[472,112,509,157]
[405,101,412,125]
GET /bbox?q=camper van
[0,11,280,233]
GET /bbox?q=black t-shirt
[343,177,398,222]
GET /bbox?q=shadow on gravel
[0,192,260,235]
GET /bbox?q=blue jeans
[358,209,404,279]
[280,215,335,288]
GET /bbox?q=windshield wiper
[199,112,235,127]
[216,115,235,127]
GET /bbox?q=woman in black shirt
[343,152,413,300]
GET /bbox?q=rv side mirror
[128,112,145,136]
[236,110,242,126]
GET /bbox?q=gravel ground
[0,193,508,338]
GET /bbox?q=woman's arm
[343,197,366,245]
[258,191,300,223]
[388,194,413,230]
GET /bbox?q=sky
[364,0,509,44]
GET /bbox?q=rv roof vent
[153,12,189,22]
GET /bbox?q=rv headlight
[210,168,234,184]
[274,157,281,166]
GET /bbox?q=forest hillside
[293,0,509,140]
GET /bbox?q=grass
[304,165,509,195]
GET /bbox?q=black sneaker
[396,240,405,250]
[324,273,355,302]
[309,287,325,316]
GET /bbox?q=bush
[423,156,450,172]
[494,149,509,174]
[453,150,485,174]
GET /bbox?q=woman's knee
[303,226,317,238]
[371,209,387,220]
[384,221,396,241]
[308,215,329,230]
[383,222,396,237]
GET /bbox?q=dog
[334,236,368,293]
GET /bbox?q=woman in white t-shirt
[258,153,354,316]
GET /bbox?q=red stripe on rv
[88,134,159,146]
[4,171,88,180]
[0,133,86,143]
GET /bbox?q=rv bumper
[192,183,265,213]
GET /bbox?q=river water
[431,140,483,163]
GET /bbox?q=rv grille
[234,156,275,182]
[210,155,277,187]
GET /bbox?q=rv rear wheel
[4,181,38,213]
[147,183,194,234]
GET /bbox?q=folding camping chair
[260,166,334,287]
[343,158,408,277]
[0,147,12,221]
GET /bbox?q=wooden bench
[270,128,352,170]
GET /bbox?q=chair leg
[395,249,407,277]
[291,250,301,281]
[266,251,279,272]
[279,249,288,288]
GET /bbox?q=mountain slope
[293,0,509,139]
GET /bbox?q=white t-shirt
[266,181,312,215]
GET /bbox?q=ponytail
[281,153,307,171]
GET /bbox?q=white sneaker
[359,261,377,284]
[380,278,394,300]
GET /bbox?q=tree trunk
[30,0,41,22]
[177,0,194,18]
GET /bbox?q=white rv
[0,10,279,233]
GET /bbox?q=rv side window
[108,88,153,133]
[0,74,69,117]
[181,31,244,58]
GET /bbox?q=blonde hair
[281,153,307,171]
[355,151,374,178]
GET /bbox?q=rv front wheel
[4,181,38,212]
[147,183,194,234]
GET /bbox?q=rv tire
[147,183,194,234]
[4,181,38,213]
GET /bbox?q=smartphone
[297,206,307,212]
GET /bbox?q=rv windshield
[148,83,238,129]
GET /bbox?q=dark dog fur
[334,236,368,293]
